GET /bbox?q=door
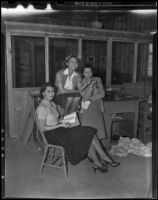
[7,36,45,137]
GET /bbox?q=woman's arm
[80,79,92,92]
[37,105,71,132]
[89,78,105,101]
[56,72,79,93]
[38,118,70,132]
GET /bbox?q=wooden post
[133,42,138,82]
[6,31,16,137]
[106,38,112,86]
[45,37,49,82]
[78,38,82,60]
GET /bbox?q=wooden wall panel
[2,12,156,33]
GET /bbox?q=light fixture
[91,20,102,29]
[91,6,102,28]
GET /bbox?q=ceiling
[1,2,157,33]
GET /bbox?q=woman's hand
[62,122,71,128]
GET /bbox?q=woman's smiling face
[83,67,93,79]
[43,86,55,101]
[67,57,78,73]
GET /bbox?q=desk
[102,96,143,139]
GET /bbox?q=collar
[64,68,78,76]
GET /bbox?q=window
[82,40,107,85]
[112,42,134,84]
[49,38,78,83]
[137,43,149,82]
[12,36,45,88]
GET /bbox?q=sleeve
[76,73,82,90]
[90,77,105,101]
[97,77,105,92]
[56,71,63,83]
[36,106,47,120]
[77,73,82,83]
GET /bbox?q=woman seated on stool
[54,55,82,115]
[36,82,120,173]
[80,64,106,140]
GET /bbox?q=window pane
[112,42,134,84]
[137,43,148,81]
[49,38,78,83]
[82,40,107,85]
[12,36,45,88]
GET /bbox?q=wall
[2,12,157,33]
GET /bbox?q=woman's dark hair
[82,63,94,73]
[40,82,57,98]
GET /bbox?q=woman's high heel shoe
[101,159,120,167]
[88,157,108,173]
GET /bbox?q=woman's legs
[69,97,81,114]
[92,135,114,163]
[65,97,81,115]
[88,144,103,167]
[65,97,73,115]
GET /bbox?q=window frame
[6,22,153,89]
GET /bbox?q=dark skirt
[44,125,97,165]
[54,93,81,109]
[81,100,107,139]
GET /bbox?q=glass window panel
[82,40,107,85]
[112,42,134,84]
[137,43,148,81]
[12,36,45,88]
[49,38,78,83]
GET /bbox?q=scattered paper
[109,137,152,157]
[81,101,91,110]
[61,112,80,127]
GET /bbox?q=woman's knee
[66,97,73,104]
[73,97,81,106]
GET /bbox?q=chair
[110,114,130,140]
[138,100,152,143]
[123,82,145,98]
[30,92,68,179]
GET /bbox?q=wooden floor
[4,137,152,198]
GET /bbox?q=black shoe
[88,157,108,173]
[92,165,108,173]
[101,159,120,167]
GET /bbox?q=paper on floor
[109,137,152,157]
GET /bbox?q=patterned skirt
[44,125,96,165]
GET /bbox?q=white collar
[64,68,78,76]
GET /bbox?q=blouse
[55,68,82,93]
[36,99,59,126]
